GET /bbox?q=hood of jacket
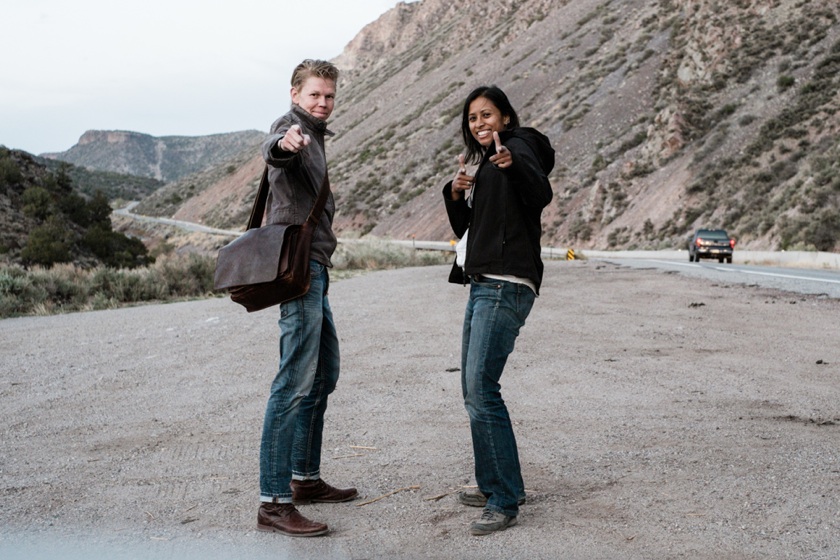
[501,127,555,175]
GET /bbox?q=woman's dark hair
[460,85,520,164]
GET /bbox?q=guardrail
[377,240,840,270]
[564,249,840,269]
[114,205,839,271]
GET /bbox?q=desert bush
[777,207,840,251]
[82,226,153,269]
[154,253,216,297]
[568,218,593,242]
[0,267,47,316]
[0,254,216,318]
[0,151,23,186]
[20,217,73,266]
[332,239,449,271]
[0,240,454,318]
[804,210,840,251]
[616,131,647,155]
[57,191,92,227]
[777,75,796,91]
[21,186,53,221]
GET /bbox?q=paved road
[2,261,839,559]
[114,203,242,237]
[597,258,840,299]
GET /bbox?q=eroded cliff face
[156,0,840,251]
[77,130,139,145]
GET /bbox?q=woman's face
[468,96,507,147]
[291,76,336,121]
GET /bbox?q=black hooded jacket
[442,127,555,294]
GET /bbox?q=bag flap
[214,224,298,290]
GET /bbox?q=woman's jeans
[461,276,535,517]
[259,261,340,503]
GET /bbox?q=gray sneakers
[458,490,526,508]
[469,508,518,536]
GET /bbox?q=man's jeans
[259,261,340,503]
[461,276,535,517]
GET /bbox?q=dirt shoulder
[1,261,839,559]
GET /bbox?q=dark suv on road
[688,229,735,263]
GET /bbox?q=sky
[1,0,410,155]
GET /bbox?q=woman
[442,85,554,536]
[256,59,357,539]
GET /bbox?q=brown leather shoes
[257,503,329,537]
[291,479,358,504]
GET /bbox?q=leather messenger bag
[213,160,329,312]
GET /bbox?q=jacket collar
[291,104,335,137]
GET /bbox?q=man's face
[291,77,336,121]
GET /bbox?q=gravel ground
[1,260,839,559]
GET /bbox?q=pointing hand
[489,131,512,168]
[278,124,311,153]
[451,154,474,201]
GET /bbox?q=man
[256,59,357,538]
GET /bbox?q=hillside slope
[143,0,840,251]
[0,148,151,267]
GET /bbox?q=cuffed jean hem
[260,495,293,504]
[291,472,321,481]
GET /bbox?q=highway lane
[597,257,840,299]
[114,202,242,236]
[112,206,840,299]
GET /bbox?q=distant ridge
[42,129,264,183]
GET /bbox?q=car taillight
[730,238,736,248]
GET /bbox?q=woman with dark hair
[442,85,555,535]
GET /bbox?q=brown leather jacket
[261,105,337,266]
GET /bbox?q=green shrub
[82,226,152,269]
[22,186,53,221]
[0,154,23,186]
[0,267,47,316]
[804,210,840,251]
[21,218,72,266]
[777,75,796,91]
[332,239,449,271]
[155,253,216,296]
[0,253,219,318]
[87,191,113,227]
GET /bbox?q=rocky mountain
[140,0,840,251]
[42,129,264,183]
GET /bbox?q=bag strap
[246,153,330,231]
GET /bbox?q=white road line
[644,260,840,285]
[724,269,840,285]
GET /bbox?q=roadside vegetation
[1,147,451,319]
[0,240,451,319]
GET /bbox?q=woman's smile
[468,98,506,147]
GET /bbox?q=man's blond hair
[291,59,339,90]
